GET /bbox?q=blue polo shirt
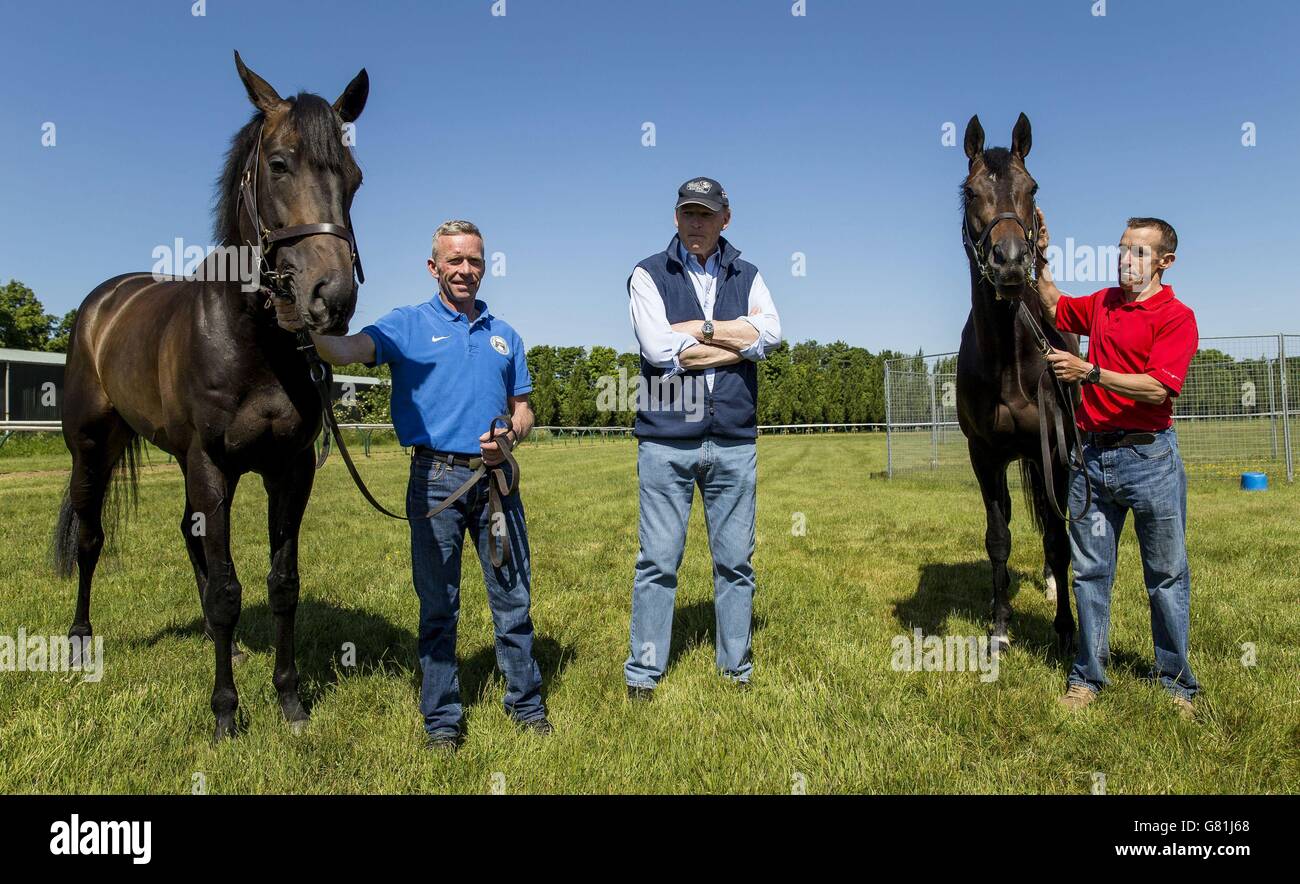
[362,296,532,454]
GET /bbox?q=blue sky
[2,0,1296,356]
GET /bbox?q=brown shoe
[1172,695,1195,720]
[1058,683,1097,711]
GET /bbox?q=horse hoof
[991,634,1011,655]
[288,718,309,736]
[212,718,238,743]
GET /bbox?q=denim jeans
[407,452,545,735]
[625,436,757,687]
[1067,427,1198,701]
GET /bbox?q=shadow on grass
[664,599,767,674]
[458,635,578,729]
[138,599,577,727]
[896,561,1070,662]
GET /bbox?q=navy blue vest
[631,235,759,440]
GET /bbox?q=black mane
[213,93,362,246]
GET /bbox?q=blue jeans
[625,437,757,687]
[1067,427,1198,701]
[407,452,545,735]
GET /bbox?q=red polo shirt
[1054,285,1198,432]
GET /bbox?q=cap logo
[685,180,713,193]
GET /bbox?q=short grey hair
[432,219,484,260]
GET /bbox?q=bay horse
[955,113,1080,653]
[52,52,369,741]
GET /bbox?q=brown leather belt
[414,447,482,469]
[1085,430,1158,448]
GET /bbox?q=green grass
[1,435,1296,794]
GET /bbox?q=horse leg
[184,447,243,741]
[969,440,1013,652]
[62,408,133,664]
[180,486,246,664]
[263,448,314,731]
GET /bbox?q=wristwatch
[1083,363,1101,385]
[702,319,714,342]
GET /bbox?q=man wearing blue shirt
[274,219,550,751]
[624,178,783,697]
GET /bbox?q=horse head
[961,113,1040,302]
[221,51,369,335]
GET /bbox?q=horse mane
[213,93,362,247]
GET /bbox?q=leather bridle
[237,121,365,300]
[962,208,1041,289]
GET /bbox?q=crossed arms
[627,268,783,373]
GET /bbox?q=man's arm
[628,269,701,376]
[1044,348,1171,405]
[1034,206,1065,324]
[311,331,375,367]
[480,394,534,465]
[678,343,744,369]
[673,317,759,353]
[672,273,782,360]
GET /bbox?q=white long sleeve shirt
[628,243,783,391]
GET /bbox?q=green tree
[0,280,54,350]
[46,309,78,353]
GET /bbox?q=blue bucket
[1241,472,1269,491]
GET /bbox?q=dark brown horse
[955,113,1078,653]
[52,52,368,740]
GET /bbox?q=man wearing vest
[273,220,551,751]
[1035,212,1200,719]
[624,177,783,698]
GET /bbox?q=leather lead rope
[1016,302,1093,522]
[297,330,520,568]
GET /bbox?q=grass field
[1,434,1297,794]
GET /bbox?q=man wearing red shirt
[1036,214,1200,719]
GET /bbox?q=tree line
[5,279,1295,426]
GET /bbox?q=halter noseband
[238,121,365,300]
[962,208,1040,289]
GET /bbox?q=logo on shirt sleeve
[490,335,510,356]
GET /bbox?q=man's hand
[671,307,762,348]
[273,296,305,333]
[1034,206,1050,260]
[1045,347,1091,383]
[479,425,515,466]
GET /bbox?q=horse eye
[269,158,288,175]
[963,185,976,200]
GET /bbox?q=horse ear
[233,51,283,114]
[1011,112,1032,159]
[334,69,369,123]
[963,115,985,162]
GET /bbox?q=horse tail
[52,489,79,579]
[52,433,143,578]
[1018,456,1047,536]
